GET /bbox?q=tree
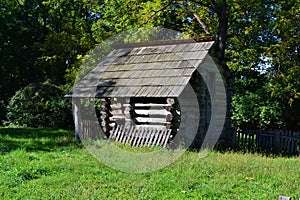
[1,0,299,130]
[0,0,98,101]
[227,0,300,129]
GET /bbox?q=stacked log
[99,98,113,136]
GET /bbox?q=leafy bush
[231,89,283,129]
[5,81,73,129]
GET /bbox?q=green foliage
[232,89,283,129]
[5,81,73,129]
[227,0,300,129]
[1,128,300,199]
[1,0,299,130]
[88,0,300,129]
[0,0,97,101]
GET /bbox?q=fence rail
[233,130,300,156]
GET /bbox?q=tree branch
[174,1,211,35]
[189,8,211,35]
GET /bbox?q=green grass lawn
[0,127,299,199]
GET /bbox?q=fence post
[232,129,237,147]
[73,98,82,141]
[274,130,281,154]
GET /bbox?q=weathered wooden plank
[134,109,171,116]
[110,125,119,140]
[129,127,138,145]
[135,86,151,97]
[110,115,125,120]
[115,125,124,142]
[110,126,118,140]
[108,86,139,97]
[124,126,134,144]
[111,109,123,115]
[135,124,167,130]
[118,126,126,143]
[142,129,149,146]
[124,103,172,107]
[132,129,141,147]
[151,130,160,147]
[108,125,173,147]
[163,129,172,148]
[119,127,128,143]
[156,130,164,146]
[110,102,122,109]
[113,126,120,142]
[145,129,154,147]
[135,128,145,147]
[148,129,157,147]
[168,85,186,96]
[135,117,167,124]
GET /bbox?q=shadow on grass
[0,127,81,154]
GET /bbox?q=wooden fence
[233,130,300,156]
[109,125,172,148]
[79,119,173,147]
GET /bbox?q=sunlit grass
[0,127,299,199]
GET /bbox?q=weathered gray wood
[118,126,127,143]
[134,109,171,116]
[125,126,135,144]
[108,125,173,147]
[68,40,217,98]
[140,129,149,147]
[159,129,168,147]
[145,129,155,147]
[135,128,145,147]
[120,127,128,144]
[128,128,135,145]
[154,130,163,146]
[148,130,155,147]
[110,126,118,140]
[163,129,172,148]
[151,130,160,147]
[136,124,167,130]
[73,99,82,141]
[111,103,122,109]
[110,115,125,120]
[132,128,141,147]
[135,117,169,124]
[111,125,119,141]
[124,103,172,107]
[111,109,123,115]
[115,125,123,142]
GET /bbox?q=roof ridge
[112,37,215,49]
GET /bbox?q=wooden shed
[66,38,229,148]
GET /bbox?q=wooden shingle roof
[67,40,215,98]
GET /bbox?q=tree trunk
[211,0,234,148]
